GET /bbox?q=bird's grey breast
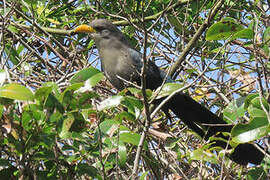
[99,47,142,90]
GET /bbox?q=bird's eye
[93,26,104,32]
[101,29,110,34]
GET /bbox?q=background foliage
[0,0,270,179]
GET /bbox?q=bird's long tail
[159,93,264,165]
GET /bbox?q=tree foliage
[0,0,270,179]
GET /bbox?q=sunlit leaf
[59,83,84,103]
[47,18,61,25]
[70,68,104,85]
[119,131,148,150]
[249,96,269,112]
[223,97,245,123]
[244,94,259,109]
[121,96,142,118]
[140,171,149,180]
[248,106,268,118]
[59,114,75,138]
[154,83,183,99]
[190,149,218,164]
[231,28,254,40]
[192,88,210,101]
[0,84,34,101]
[7,25,19,33]
[231,117,270,143]
[98,119,120,136]
[0,104,3,118]
[0,7,11,16]
[98,96,124,110]
[206,20,244,41]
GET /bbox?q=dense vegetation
[0,0,269,179]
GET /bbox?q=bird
[74,19,264,165]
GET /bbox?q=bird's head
[74,19,130,49]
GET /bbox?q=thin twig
[169,0,225,78]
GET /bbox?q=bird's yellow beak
[74,24,96,33]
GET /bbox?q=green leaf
[77,91,98,109]
[0,97,14,106]
[263,44,270,56]
[45,94,65,113]
[65,83,85,92]
[249,96,269,112]
[0,83,34,101]
[98,96,124,110]
[127,87,142,95]
[59,83,84,102]
[76,163,99,177]
[0,166,17,179]
[154,83,183,99]
[5,44,19,65]
[247,96,269,118]
[7,25,19,33]
[33,150,55,161]
[123,96,143,109]
[121,96,142,118]
[206,20,244,41]
[165,137,181,149]
[247,167,267,180]
[97,119,120,136]
[231,117,270,143]
[267,62,270,70]
[0,70,6,86]
[119,131,148,150]
[75,79,94,93]
[67,112,86,133]
[35,83,60,101]
[59,113,75,138]
[70,67,104,85]
[115,111,135,122]
[0,7,11,16]
[223,97,245,123]
[118,141,127,167]
[140,171,149,180]
[231,28,254,40]
[263,26,270,44]
[35,85,54,103]
[87,71,104,87]
[248,106,268,118]
[244,94,259,109]
[76,72,104,93]
[168,16,183,34]
[0,104,3,118]
[0,159,11,166]
[190,149,218,164]
[22,111,32,130]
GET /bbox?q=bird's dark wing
[128,48,165,90]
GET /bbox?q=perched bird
[74,19,264,165]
